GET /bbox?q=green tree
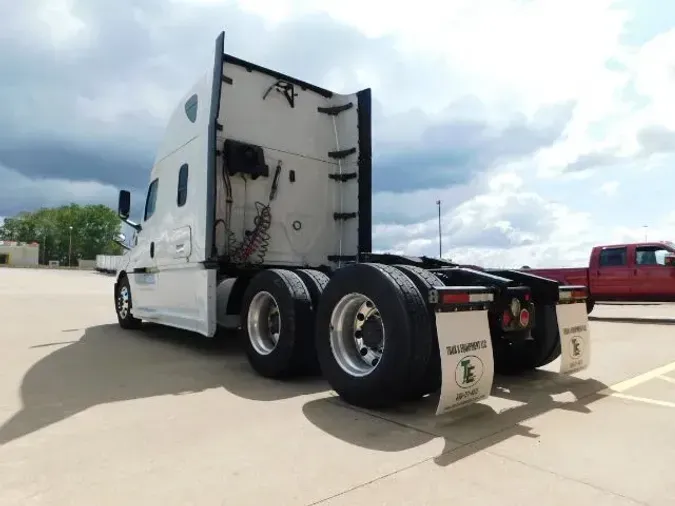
[0,204,122,265]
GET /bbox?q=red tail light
[519,308,530,327]
[442,293,470,304]
[441,292,493,304]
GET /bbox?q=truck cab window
[177,164,189,207]
[144,178,159,221]
[184,94,198,123]
[599,247,627,267]
[636,246,670,266]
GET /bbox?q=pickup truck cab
[524,241,675,312]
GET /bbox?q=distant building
[0,241,40,267]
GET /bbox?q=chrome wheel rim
[117,285,130,319]
[247,291,281,356]
[329,293,385,377]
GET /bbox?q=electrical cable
[214,155,281,265]
[230,201,271,265]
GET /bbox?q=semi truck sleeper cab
[112,31,593,414]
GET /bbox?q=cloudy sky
[2,0,675,267]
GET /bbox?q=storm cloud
[563,124,675,174]
[373,100,574,193]
[0,0,574,217]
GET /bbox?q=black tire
[586,298,595,314]
[314,263,431,409]
[295,269,330,310]
[531,304,563,367]
[240,269,314,379]
[493,303,561,375]
[115,274,142,329]
[294,269,331,374]
[392,264,444,399]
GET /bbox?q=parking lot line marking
[656,375,675,385]
[609,393,675,409]
[600,360,675,394]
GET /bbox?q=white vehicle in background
[96,254,122,274]
[112,31,592,414]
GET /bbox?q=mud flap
[432,287,495,415]
[556,301,591,374]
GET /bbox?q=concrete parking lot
[1,268,675,506]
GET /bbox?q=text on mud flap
[562,324,588,335]
[445,339,489,356]
[456,387,480,402]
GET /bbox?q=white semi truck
[112,31,592,415]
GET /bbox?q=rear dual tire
[241,264,442,409]
[314,263,434,409]
[391,265,444,400]
[240,269,328,378]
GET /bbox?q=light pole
[436,200,442,258]
[68,226,73,267]
[643,225,648,242]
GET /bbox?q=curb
[589,316,675,325]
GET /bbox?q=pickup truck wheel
[294,269,331,374]
[392,264,443,400]
[315,263,431,409]
[115,275,142,329]
[241,269,313,379]
[493,303,560,374]
[586,299,595,314]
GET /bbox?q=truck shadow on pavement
[0,323,327,446]
[1,320,617,469]
[302,371,610,467]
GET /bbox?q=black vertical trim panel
[356,88,373,254]
[206,31,225,260]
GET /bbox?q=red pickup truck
[522,242,675,313]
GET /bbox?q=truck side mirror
[117,190,142,232]
[118,190,131,219]
[665,254,675,267]
[113,232,130,251]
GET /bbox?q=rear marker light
[519,308,530,327]
[510,297,520,316]
[502,310,512,326]
[441,292,494,304]
[559,290,587,301]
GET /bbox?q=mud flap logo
[455,355,484,389]
[570,336,583,359]
[435,310,495,416]
[556,302,591,375]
